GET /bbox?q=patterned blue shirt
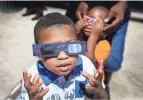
[17,55,97,100]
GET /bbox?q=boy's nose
[57,51,69,60]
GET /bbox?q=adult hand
[75,2,89,20]
[104,1,127,31]
[23,71,48,100]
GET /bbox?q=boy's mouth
[57,63,71,72]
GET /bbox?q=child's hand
[83,22,93,36]
[91,18,104,38]
[23,71,48,100]
[82,60,108,99]
[75,15,89,33]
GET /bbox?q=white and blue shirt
[17,55,98,100]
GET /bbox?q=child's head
[82,6,109,37]
[34,13,78,76]
[88,6,109,20]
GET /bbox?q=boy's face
[38,25,78,76]
[83,8,108,37]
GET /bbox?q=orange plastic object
[95,40,111,81]
[95,40,111,62]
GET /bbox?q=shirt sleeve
[80,55,96,76]
[16,80,29,100]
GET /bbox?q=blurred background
[0,1,143,100]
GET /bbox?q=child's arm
[17,71,48,100]
[85,18,104,63]
[75,16,89,33]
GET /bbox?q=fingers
[83,62,105,94]
[86,24,93,29]
[29,80,43,96]
[23,72,48,99]
[29,87,48,99]
[76,11,82,20]
[94,71,102,82]
[82,71,92,80]
[83,15,89,20]
[92,18,103,30]
[84,23,92,30]
[82,71,102,90]
[104,16,120,31]
[85,85,96,94]
[99,18,104,29]
[104,11,114,23]
[83,9,87,17]
[23,71,32,89]
[32,74,40,85]
[23,71,27,81]
[76,7,88,20]
[84,31,90,36]
[103,11,114,31]
[94,60,104,82]
[82,71,98,83]
[83,16,90,23]
[84,28,91,33]
[83,23,92,36]
[95,18,103,26]
[36,80,43,89]
[83,16,90,26]
[97,60,104,73]
[90,18,104,37]
[35,87,49,98]
[82,71,96,87]
[83,22,88,26]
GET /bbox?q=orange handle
[95,40,111,81]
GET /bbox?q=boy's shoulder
[27,63,38,74]
[26,63,39,81]
[79,55,96,76]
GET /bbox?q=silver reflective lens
[68,43,82,53]
[89,17,96,23]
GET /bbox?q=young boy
[16,12,108,100]
[75,6,111,63]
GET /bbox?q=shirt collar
[37,56,83,86]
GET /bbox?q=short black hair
[34,12,75,44]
